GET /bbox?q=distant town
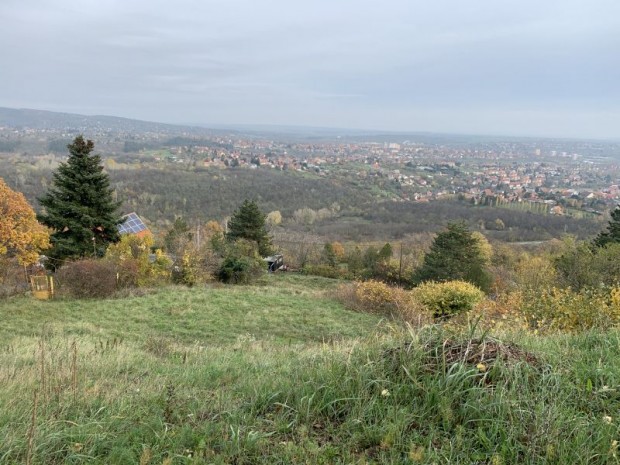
[2,106,619,223]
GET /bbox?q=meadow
[2,274,620,464]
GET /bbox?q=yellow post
[30,276,52,300]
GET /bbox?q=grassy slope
[2,275,620,464]
[0,275,380,346]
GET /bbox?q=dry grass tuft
[385,335,540,373]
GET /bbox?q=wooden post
[398,242,403,283]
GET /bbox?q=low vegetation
[411,280,485,320]
[2,275,620,464]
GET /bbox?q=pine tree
[323,243,337,267]
[38,136,122,265]
[347,246,364,277]
[412,222,491,292]
[378,243,393,262]
[226,199,273,256]
[593,205,620,248]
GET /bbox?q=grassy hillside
[0,275,380,346]
[2,275,620,464]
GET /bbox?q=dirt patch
[385,336,540,371]
[426,337,540,367]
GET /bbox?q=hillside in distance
[0,106,445,143]
[0,106,214,135]
[2,106,620,150]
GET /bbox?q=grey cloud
[1,0,619,138]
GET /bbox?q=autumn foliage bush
[411,280,485,320]
[452,291,528,332]
[0,177,49,265]
[56,259,118,299]
[0,257,30,298]
[106,235,171,287]
[337,280,430,326]
[521,286,620,333]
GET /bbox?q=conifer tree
[38,136,122,265]
[347,246,364,277]
[323,242,338,267]
[378,242,393,262]
[593,205,620,248]
[226,199,273,256]
[412,222,491,292]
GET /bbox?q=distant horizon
[3,105,619,143]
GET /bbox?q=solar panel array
[118,212,148,235]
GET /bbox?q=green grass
[0,274,380,346]
[2,275,620,464]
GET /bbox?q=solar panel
[118,212,148,235]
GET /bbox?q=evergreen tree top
[68,135,95,156]
[38,136,122,264]
[226,199,273,257]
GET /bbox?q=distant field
[2,276,620,464]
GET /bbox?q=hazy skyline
[1,0,619,139]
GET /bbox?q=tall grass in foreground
[2,276,620,463]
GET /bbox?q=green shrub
[554,240,620,291]
[217,239,264,284]
[303,264,346,279]
[412,280,484,320]
[217,256,263,284]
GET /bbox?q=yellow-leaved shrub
[336,280,430,326]
[522,286,620,332]
[354,280,401,310]
[106,235,171,287]
[412,280,485,319]
[453,291,529,332]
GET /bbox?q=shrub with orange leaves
[335,280,431,326]
[331,241,346,261]
[451,291,529,332]
[0,177,49,265]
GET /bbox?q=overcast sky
[1,0,619,139]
